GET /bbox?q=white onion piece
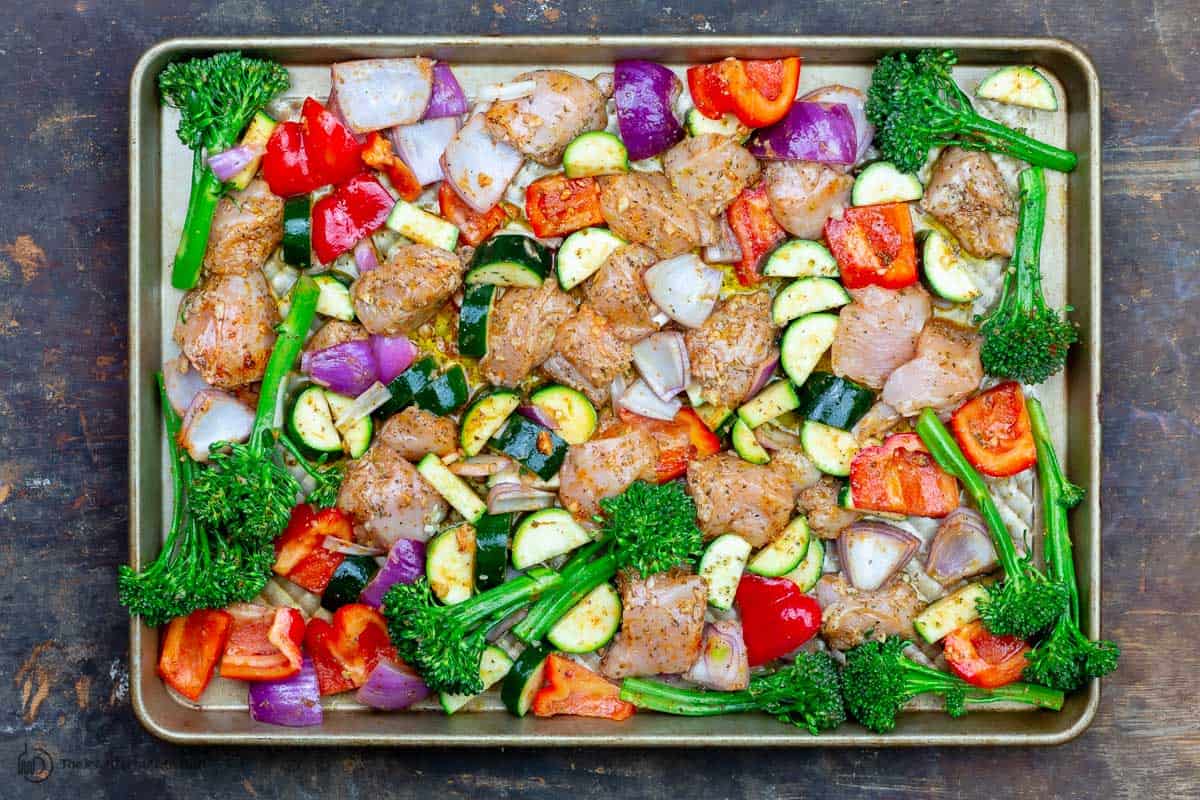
[474,80,537,103]
[702,216,744,264]
[331,58,435,133]
[441,114,525,212]
[800,85,874,164]
[838,521,921,592]
[322,536,384,556]
[632,331,690,402]
[388,116,461,187]
[333,381,392,433]
[449,454,514,477]
[643,254,723,328]
[620,378,682,421]
[179,390,255,462]
[487,483,557,514]
[163,356,212,417]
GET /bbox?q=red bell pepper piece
[849,432,960,518]
[219,604,306,682]
[262,120,316,198]
[362,132,423,202]
[525,174,604,238]
[304,603,397,696]
[617,406,722,483]
[686,62,734,121]
[735,575,822,667]
[438,181,507,247]
[311,173,396,264]
[261,97,363,197]
[157,608,232,701]
[950,382,1037,477]
[824,203,917,290]
[531,654,636,721]
[274,504,355,594]
[727,183,786,285]
[686,57,801,128]
[943,620,1031,688]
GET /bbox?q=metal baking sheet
[129,36,1102,746]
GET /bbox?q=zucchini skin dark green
[414,364,470,415]
[794,372,874,430]
[458,283,495,358]
[473,513,512,591]
[467,234,552,285]
[376,356,438,418]
[501,641,554,716]
[489,415,569,480]
[282,195,312,270]
[321,554,380,612]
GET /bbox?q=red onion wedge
[643,254,723,328]
[301,339,379,397]
[424,63,469,119]
[389,116,461,187]
[355,658,431,710]
[487,483,558,515]
[331,58,435,133]
[441,114,524,212]
[369,334,417,385]
[360,537,426,608]
[163,356,212,417]
[632,331,690,402]
[747,101,858,165]
[517,404,558,430]
[248,658,323,728]
[925,508,998,586]
[620,377,682,421]
[614,60,685,161]
[800,85,874,164]
[179,389,255,462]
[838,521,921,592]
[207,144,263,182]
[747,354,780,398]
[683,620,750,691]
[354,239,380,274]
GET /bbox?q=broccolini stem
[961,116,1078,173]
[171,150,226,290]
[250,276,320,449]
[1028,397,1081,623]
[511,538,611,642]
[898,657,1064,711]
[513,552,618,643]
[453,568,563,631]
[1012,167,1049,312]
[619,678,759,716]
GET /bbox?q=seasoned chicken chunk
[663,133,761,217]
[816,574,924,651]
[479,280,577,386]
[923,147,1017,259]
[796,477,861,540]
[831,285,932,389]
[336,441,447,549]
[484,70,609,166]
[685,292,777,408]
[558,422,657,519]
[305,319,368,354]
[687,452,794,548]
[540,305,632,406]
[203,177,284,276]
[763,161,854,239]
[583,243,660,342]
[882,317,983,416]
[598,172,719,258]
[600,570,707,679]
[767,447,823,498]
[173,271,280,389]
[351,244,462,336]
[379,406,459,461]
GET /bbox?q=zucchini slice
[801,420,859,477]
[458,283,496,358]
[489,414,569,480]
[414,364,470,415]
[502,642,553,717]
[281,195,312,270]
[321,554,380,612]
[921,230,982,303]
[731,418,770,465]
[794,372,874,431]
[547,582,622,653]
[698,534,752,610]
[747,516,811,577]
[737,380,801,429]
[771,277,852,326]
[780,312,839,386]
[466,234,552,287]
[376,356,438,418]
[473,513,512,592]
[556,227,625,291]
[511,508,591,570]
[417,453,487,523]
[426,523,477,605]
[562,131,630,178]
[976,65,1058,111]
[323,391,374,458]
[286,385,343,456]
[684,108,751,142]
[783,536,824,592]
[694,403,734,437]
[851,161,924,206]
[440,644,513,714]
[313,273,355,321]
[913,582,990,644]
[529,384,598,445]
[386,199,460,251]
[229,111,277,190]
[762,239,839,279]
[460,390,521,457]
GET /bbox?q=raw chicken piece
[583,244,660,342]
[558,422,658,519]
[600,570,707,679]
[479,280,577,386]
[598,172,719,258]
[796,477,861,540]
[687,452,794,548]
[173,270,280,389]
[484,70,609,166]
[766,447,824,498]
[379,406,459,461]
[831,284,932,389]
[541,305,632,406]
[305,320,369,354]
[815,574,924,651]
[882,318,983,416]
[351,244,462,336]
[203,177,284,276]
[336,441,447,548]
[685,292,777,408]
[851,401,902,442]
[923,147,1017,259]
[763,161,854,239]
[663,133,761,217]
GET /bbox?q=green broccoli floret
[978,167,1078,385]
[842,637,1064,734]
[159,52,290,289]
[1021,398,1119,691]
[866,49,1078,175]
[510,480,704,645]
[620,652,846,735]
[916,408,1069,639]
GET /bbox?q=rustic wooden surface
[1,1,1196,797]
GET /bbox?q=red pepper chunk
[261,98,363,197]
[944,620,1031,688]
[304,604,397,696]
[849,433,960,518]
[362,132,423,202]
[219,605,306,682]
[950,382,1037,477]
[274,504,355,594]
[525,174,604,238]
[617,406,722,483]
[438,182,508,246]
[311,173,396,264]
[532,654,635,720]
[824,203,917,290]
[158,609,232,701]
[735,575,822,667]
[686,62,734,120]
[262,120,315,197]
[687,57,801,128]
[727,183,787,285]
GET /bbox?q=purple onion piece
[301,339,379,397]
[614,60,684,161]
[248,658,323,728]
[369,334,417,385]
[517,404,558,430]
[354,239,380,273]
[838,521,921,592]
[360,538,426,608]
[424,63,469,119]
[355,658,431,710]
[207,144,263,182]
[925,508,998,586]
[683,620,750,691]
[747,102,858,164]
[800,85,873,163]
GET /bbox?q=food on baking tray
[128,47,1111,732]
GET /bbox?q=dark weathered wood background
[1,1,1196,797]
